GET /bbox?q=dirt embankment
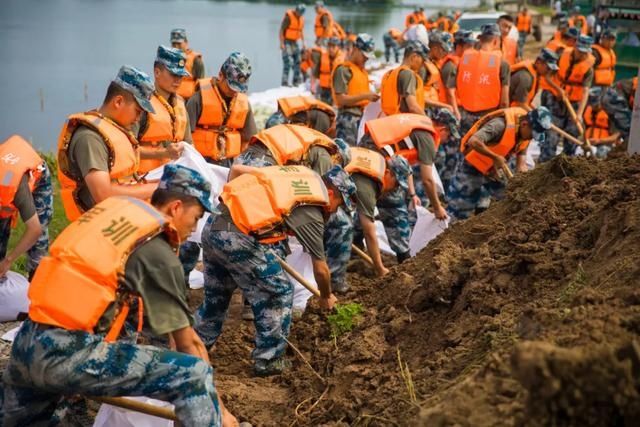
[208,155,640,426]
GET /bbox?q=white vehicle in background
[455,11,503,39]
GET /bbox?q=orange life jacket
[405,12,422,29]
[460,107,529,174]
[192,78,249,160]
[438,55,459,103]
[278,95,336,129]
[0,135,44,224]
[57,112,139,221]
[380,66,425,116]
[301,49,313,74]
[584,106,610,140]
[422,60,444,103]
[389,28,403,42]
[220,165,329,242]
[457,49,503,112]
[545,37,567,54]
[365,113,440,165]
[332,21,346,40]
[314,8,334,39]
[510,60,538,105]
[501,36,518,65]
[344,146,386,187]
[331,61,371,108]
[138,94,188,174]
[250,123,337,166]
[176,49,202,100]
[317,48,345,88]
[557,48,595,102]
[516,13,532,32]
[592,44,616,86]
[28,196,179,341]
[568,15,588,35]
[284,10,304,41]
[436,16,453,33]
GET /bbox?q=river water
[1,0,473,150]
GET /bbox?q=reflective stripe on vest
[0,135,44,220]
[380,65,425,116]
[28,196,179,339]
[457,49,502,112]
[331,62,371,108]
[192,78,249,160]
[558,48,595,102]
[220,165,329,240]
[510,60,538,105]
[284,10,304,41]
[365,113,440,165]
[344,147,386,186]
[592,44,616,86]
[250,124,337,166]
[57,112,140,221]
[177,50,202,100]
[460,107,529,174]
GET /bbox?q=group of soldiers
[0,2,637,426]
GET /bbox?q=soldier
[280,4,307,87]
[497,14,518,65]
[515,7,532,59]
[332,33,379,146]
[310,37,345,104]
[510,48,559,107]
[453,30,476,57]
[568,5,588,35]
[430,109,462,199]
[428,31,460,119]
[0,136,53,280]
[1,164,237,426]
[170,28,205,100]
[447,107,551,220]
[583,87,622,158]
[195,165,356,376]
[380,40,429,116]
[314,1,334,46]
[383,28,404,63]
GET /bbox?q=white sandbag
[1,323,22,342]
[404,24,430,46]
[93,397,174,427]
[526,139,540,169]
[188,270,204,290]
[0,271,30,322]
[357,100,383,143]
[287,238,318,310]
[409,207,448,256]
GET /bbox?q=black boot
[396,251,411,264]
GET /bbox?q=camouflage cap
[432,108,461,140]
[113,65,155,114]
[405,40,429,59]
[323,165,357,212]
[537,48,559,71]
[156,45,190,77]
[566,27,580,39]
[220,52,252,93]
[328,36,341,46]
[429,31,453,53]
[479,24,500,38]
[454,29,475,45]
[296,3,306,14]
[526,106,552,144]
[170,28,187,43]
[387,155,411,191]
[334,138,351,167]
[355,33,376,60]
[588,86,604,105]
[601,29,616,39]
[576,35,594,53]
[158,164,212,212]
[315,1,324,7]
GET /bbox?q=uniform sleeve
[308,145,333,175]
[186,91,203,130]
[414,130,437,165]
[182,111,193,143]
[124,237,193,336]
[473,118,507,145]
[240,105,258,142]
[311,50,322,78]
[13,175,37,222]
[321,14,330,28]
[582,68,594,87]
[441,62,457,89]
[398,69,417,96]
[509,69,534,104]
[332,65,352,95]
[353,173,378,221]
[192,56,205,79]
[285,206,326,260]
[500,60,511,86]
[69,128,110,177]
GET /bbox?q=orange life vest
[250,124,337,166]
[557,48,595,102]
[545,37,567,54]
[28,196,179,341]
[436,16,453,33]
[0,135,44,224]
[301,49,313,74]
[278,95,336,129]
[568,15,588,35]
[345,146,386,187]
[331,61,371,108]
[317,48,345,88]
[516,13,532,32]
[284,10,304,41]
[192,78,249,160]
[405,12,422,29]
[389,28,403,42]
[501,36,518,65]
[380,66,425,116]
[220,165,329,242]
[57,112,140,221]
[176,49,202,100]
[592,44,616,86]
[332,21,346,40]
[138,94,188,174]
[365,113,440,165]
[422,60,444,103]
[584,106,610,140]
[510,60,538,105]
[314,8,334,38]
[457,49,503,112]
[460,107,529,174]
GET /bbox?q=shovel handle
[276,256,321,297]
[91,397,177,421]
[351,244,374,267]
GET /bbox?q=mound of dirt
[209,155,640,426]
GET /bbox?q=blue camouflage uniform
[281,5,306,86]
[383,31,401,63]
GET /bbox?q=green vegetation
[328,302,364,338]
[558,264,588,305]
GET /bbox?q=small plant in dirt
[558,263,588,305]
[327,303,363,339]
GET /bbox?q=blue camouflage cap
[430,31,453,53]
[588,86,604,105]
[158,164,213,212]
[537,48,559,71]
[566,27,580,39]
[328,36,341,46]
[405,40,430,59]
[355,33,376,59]
[479,24,501,38]
[113,65,155,114]
[323,165,357,212]
[526,106,552,144]
[433,108,461,140]
[156,45,191,77]
[221,52,252,93]
[170,28,187,43]
[601,29,616,39]
[576,35,593,53]
[334,138,351,167]
[387,155,411,191]
[296,3,306,14]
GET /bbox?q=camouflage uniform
[323,206,353,292]
[539,92,581,162]
[282,40,303,86]
[0,163,53,278]
[336,113,361,146]
[601,87,631,140]
[179,241,201,285]
[1,319,221,427]
[265,111,287,129]
[383,32,401,63]
[446,161,507,220]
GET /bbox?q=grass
[327,302,363,339]
[397,348,418,404]
[557,263,588,305]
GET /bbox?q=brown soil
[201,155,640,426]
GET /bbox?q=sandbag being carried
[0,271,30,322]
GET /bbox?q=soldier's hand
[165,142,184,160]
[0,258,11,278]
[411,194,422,208]
[492,155,507,173]
[319,293,338,310]
[367,92,380,102]
[433,205,448,221]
